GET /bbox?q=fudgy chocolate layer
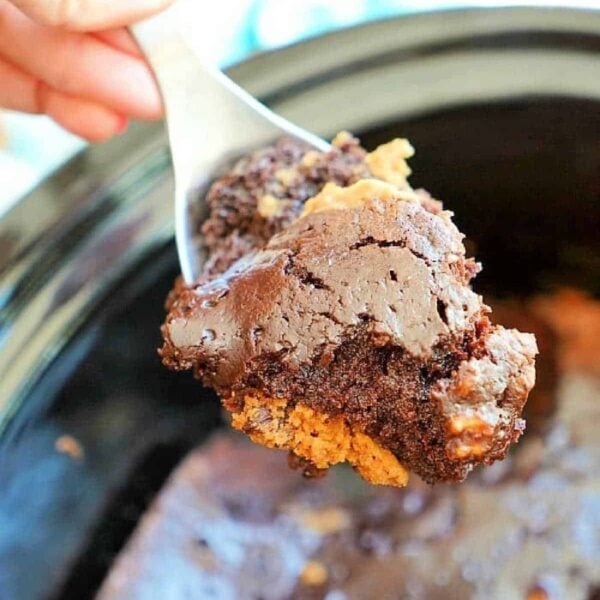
[164,184,482,386]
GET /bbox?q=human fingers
[0,55,35,112]
[0,55,128,141]
[40,86,129,141]
[0,2,162,120]
[9,0,175,31]
[91,28,144,58]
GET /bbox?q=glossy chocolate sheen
[163,189,481,385]
[160,138,536,483]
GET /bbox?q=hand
[0,0,174,141]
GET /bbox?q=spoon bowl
[131,4,329,283]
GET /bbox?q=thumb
[9,0,176,31]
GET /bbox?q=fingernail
[115,115,129,135]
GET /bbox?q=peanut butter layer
[161,134,537,484]
[365,137,415,188]
[301,178,418,216]
[231,394,409,487]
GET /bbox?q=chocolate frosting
[163,185,482,391]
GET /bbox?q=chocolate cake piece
[489,298,558,433]
[162,161,537,484]
[198,132,374,278]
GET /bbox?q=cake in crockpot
[99,290,600,600]
[160,134,537,486]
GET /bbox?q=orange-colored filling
[230,394,409,487]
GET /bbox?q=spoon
[131,3,329,284]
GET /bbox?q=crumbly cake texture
[197,132,373,278]
[161,134,537,485]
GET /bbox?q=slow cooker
[0,5,598,599]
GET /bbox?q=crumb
[526,585,549,600]
[331,131,354,147]
[55,435,84,462]
[290,506,351,535]
[257,194,282,218]
[300,560,328,586]
[275,168,296,187]
[301,150,320,168]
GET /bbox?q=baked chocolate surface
[161,135,537,484]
